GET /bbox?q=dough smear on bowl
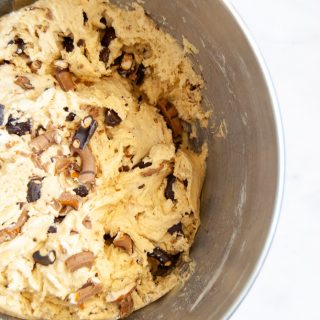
[0,0,208,319]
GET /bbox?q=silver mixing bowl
[0,0,284,319]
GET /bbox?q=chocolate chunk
[27,179,42,203]
[54,216,65,224]
[77,39,85,47]
[103,233,115,245]
[147,248,180,276]
[118,165,130,172]
[100,17,107,25]
[63,36,74,53]
[148,247,175,267]
[73,115,98,149]
[104,108,121,127]
[6,115,31,136]
[134,64,146,85]
[48,225,57,233]
[0,104,4,125]
[164,174,176,200]
[101,27,116,47]
[168,222,183,235]
[14,38,25,54]
[63,107,69,112]
[138,184,145,189]
[99,47,110,63]
[33,250,56,266]
[183,179,188,187]
[73,185,89,197]
[113,54,123,66]
[83,11,88,24]
[132,161,152,170]
[66,112,76,122]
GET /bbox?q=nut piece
[29,129,60,154]
[65,251,95,272]
[54,67,75,92]
[58,192,81,210]
[156,99,183,141]
[0,211,29,244]
[116,293,134,318]
[82,216,92,229]
[29,60,42,73]
[55,157,72,174]
[73,146,96,184]
[15,76,34,90]
[33,250,56,266]
[121,53,134,71]
[70,282,103,305]
[113,232,133,255]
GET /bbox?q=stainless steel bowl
[0,0,284,319]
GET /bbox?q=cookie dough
[0,1,207,319]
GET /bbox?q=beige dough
[0,0,207,319]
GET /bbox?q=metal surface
[0,0,284,319]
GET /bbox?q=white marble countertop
[230,0,320,319]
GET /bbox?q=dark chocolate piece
[27,179,42,203]
[6,115,31,136]
[73,185,89,197]
[73,116,98,149]
[32,250,56,266]
[104,108,122,127]
[164,174,176,200]
[101,27,116,47]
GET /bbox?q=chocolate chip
[103,233,115,245]
[48,225,57,233]
[104,108,121,127]
[33,250,56,266]
[134,64,146,85]
[6,115,31,136]
[14,38,25,54]
[190,84,198,91]
[168,222,183,235]
[119,165,130,172]
[183,179,188,187]
[133,161,152,170]
[100,17,107,25]
[0,104,4,125]
[113,54,123,66]
[66,112,76,122]
[54,216,65,224]
[27,179,42,203]
[63,36,74,53]
[83,11,88,24]
[77,39,85,47]
[73,185,89,197]
[101,27,116,47]
[138,184,145,189]
[99,47,110,63]
[147,248,180,276]
[63,107,69,112]
[164,174,176,200]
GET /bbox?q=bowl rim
[221,1,285,319]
